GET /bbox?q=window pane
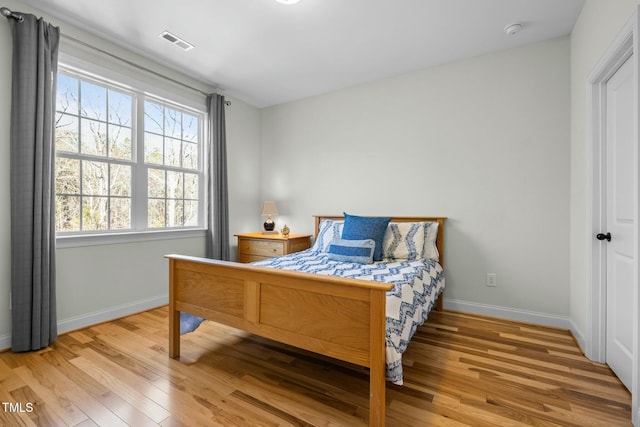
[184,200,198,226]
[80,81,107,120]
[57,74,78,114]
[110,198,131,229]
[83,161,109,196]
[55,113,79,153]
[165,107,182,139]
[108,124,132,160]
[167,199,183,227]
[81,118,107,157]
[56,195,80,232]
[144,132,163,164]
[148,199,165,228]
[184,173,198,199]
[183,142,198,170]
[167,171,183,199]
[110,164,131,197]
[83,196,109,230]
[183,113,198,142]
[108,89,132,126]
[144,101,163,134]
[148,168,165,198]
[166,137,182,167]
[55,157,80,195]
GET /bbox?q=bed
[166,215,446,427]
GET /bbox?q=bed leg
[169,308,180,359]
[168,258,180,359]
[369,290,386,427]
[370,364,385,427]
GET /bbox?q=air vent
[159,31,194,51]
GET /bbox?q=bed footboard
[166,254,393,426]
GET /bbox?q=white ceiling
[20,0,585,108]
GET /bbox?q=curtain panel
[205,94,230,261]
[8,13,60,351]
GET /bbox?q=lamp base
[263,219,275,231]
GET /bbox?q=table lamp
[261,201,279,232]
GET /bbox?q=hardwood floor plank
[70,351,171,423]
[12,364,88,426]
[97,391,160,427]
[0,387,38,427]
[387,399,479,427]
[230,389,315,426]
[0,358,28,394]
[394,392,534,427]
[14,352,128,427]
[9,385,66,427]
[0,308,631,426]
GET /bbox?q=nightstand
[235,232,312,263]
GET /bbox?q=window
[54,68,205,237]
[144,100,200,228]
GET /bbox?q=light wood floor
[0,307,632,426]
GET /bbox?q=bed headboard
[313,215,446,266]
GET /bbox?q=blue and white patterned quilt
[252,249,445,385]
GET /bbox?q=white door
[605,54,635,392]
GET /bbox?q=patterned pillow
[382,222,425,261]
[311,219,344,252]
[423,221,440,261]
[327,238,376,264]
[382,221,440,261]
[341,213,392,261]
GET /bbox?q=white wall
[0,0,262,348]
[569,0,640,351]
[260,37,571,325]
[226,99,262,255]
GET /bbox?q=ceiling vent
[159,31,194,51]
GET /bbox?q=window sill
[56,229,207,249]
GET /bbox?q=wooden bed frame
[166,215,445,427]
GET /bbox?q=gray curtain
[8,13,60,351]
[205,94,230,260]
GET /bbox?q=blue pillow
[341,213,392,261]
[327,238,376,264]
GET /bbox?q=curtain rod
[1,6,231,106]
[1,6,22,21]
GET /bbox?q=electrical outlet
[486,273,497,287]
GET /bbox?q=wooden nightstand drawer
[240,239,284,257]
[235,232,312,263]
[238,253,272,263]
[288,238,311,254]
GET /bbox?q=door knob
[596,232,611,242]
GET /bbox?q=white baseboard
[568,318,586,354]
[0,295,168,351]
[444,298,572,330]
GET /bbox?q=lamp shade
[260,201,279,216]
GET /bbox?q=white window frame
[55,53,208,248]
